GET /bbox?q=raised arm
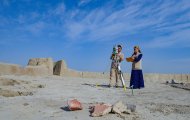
[134,54,142,62]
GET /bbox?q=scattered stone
[89,101,136,117]
[38,84,45,88]
[126,104,136,112]
[171,83,190,91]
[0,78,20,86]
[112,101,131,115]
[165,80,190,91]
[67,99,83,111]
[17,91,33,96]
[147,103,190,115]
[171,79,176,84]
[23,103,29,106]
[90,103,112,117]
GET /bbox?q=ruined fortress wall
[0,63,22,75]
[28,58,53,75]
[53,59,190,82]
[0,62,50,76]
[0,59,189,83]
[59,69,190,83]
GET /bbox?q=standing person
[129,46,144,89]
[109,45,124,88]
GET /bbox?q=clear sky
[0,0,190,74]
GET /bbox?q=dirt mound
[0,78,30,86]
[0,77,44,97]
[0,89,33,97]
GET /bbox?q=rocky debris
[165,80,190,91]
[0,78,31,86]
[17,91,33,96]
[29,84,45,89]
[171,79,177,84]
[37,84,45,88]
[165,79,183,85]
[89,103,112,117]
[0,90,33,97]
[0,78,42,97]
[89,101,136,117]
[171,83,190,91]
[67,99,83,111]
[147,102,190,115]
[23,103,29,106]
[112,101,131,115]
[126,104,136,112]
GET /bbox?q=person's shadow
[82,83,128,88]
[81,83,109,88]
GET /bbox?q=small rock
[126,104,136,112]
[171,79,176,84]
[112,101,131,115]
[38,84,45,88]
[23,103,29,106]
[67,99,83,111]
[18,91,23,96]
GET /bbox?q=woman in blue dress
[130,46,144,89]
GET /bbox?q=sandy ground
[0,75,190,120]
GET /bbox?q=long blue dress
[130,54,144,89]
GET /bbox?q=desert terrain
[0,74,190,120]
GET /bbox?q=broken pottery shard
[90,103,112,117]
[67,99,83,111]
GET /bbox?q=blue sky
[0,0,190,73]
